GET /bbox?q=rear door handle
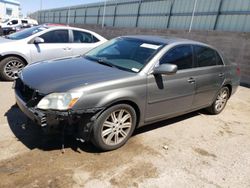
[63,47,71,50]
[219,73,225,77]
[187,77,195,84]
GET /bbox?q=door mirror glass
[153,64,177,75]
[33,37,44,44]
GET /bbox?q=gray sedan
[0,24,107,81]
[14,36,240,151]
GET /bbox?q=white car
[0,24,107,80]
[0,18,38,29]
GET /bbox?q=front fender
[0,52,31,64]
[93,89,146,127]
[96,90,141,108]
[73,85,147,127]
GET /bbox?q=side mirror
[153,64,177,75]
[33,37,44,44]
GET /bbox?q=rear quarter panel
[220,52,240,96]
[224,63,240,96]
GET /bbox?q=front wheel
[91,104,137,151]
[0,56,26,81]
[207,87,230,115]
[8,31,15,35]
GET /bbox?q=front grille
[15,78,44,107]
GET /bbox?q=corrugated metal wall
[30,0,250,32]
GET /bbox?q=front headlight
[37,92,82,110]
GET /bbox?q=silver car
[0,24,107,81]
[14,36,240,151]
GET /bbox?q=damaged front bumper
[15,90,103,141]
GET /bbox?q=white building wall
[0,0,20,20]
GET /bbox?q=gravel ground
[0,81,250,188]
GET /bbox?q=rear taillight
[236,66,240,76]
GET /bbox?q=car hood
[20,57,135,94]
[0,37,17,44]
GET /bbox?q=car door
[29,29,73,63]
[7,19,20,27]
[145,45,196,122]
[191,45,225,108]
[69,30,102,56]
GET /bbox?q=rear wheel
[207,87,230,114]
[91,104,137,151]
[0,56,26,81]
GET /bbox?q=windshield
[85,37,164,73]
[6,26,48,40]
[1,18,9,23]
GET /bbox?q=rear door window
[215,52,224,65]
[21,20,28,24]
[194,45,217,67]
[40,30,69,43]
[72,30,99,43]
[160,45,193,70]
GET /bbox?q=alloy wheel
[101,109,132,146]
[4,60,25,79]
[215,89,228,112]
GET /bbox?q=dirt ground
[0,81,250,188]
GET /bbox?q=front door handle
[219,73,225,77]
[63,47,71,50]
[187,77,195,84]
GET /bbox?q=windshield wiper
[85,55,133,72]
[85,55,115,68]
[97,58,114,68]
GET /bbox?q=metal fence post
[97,6,101,25]
[113,2,117,27]
[189,0,198,32]
[167,0,174,29]
[39,12,41,23]
[135,0,142,27]
[84,6,87,24]
[74,10,76,24]
[213,0,223,30]
[67,7,71,25]
[59,12,61,23]
[53,12,55,23]
[102,0,107,28]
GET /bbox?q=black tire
[8,31,15,35]
[0,56,26,81]
[91,104,137,151]
[207,87,230,115]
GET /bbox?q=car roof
[43,23,67,28]
[41,24,97,32]
[121,35,209,47]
